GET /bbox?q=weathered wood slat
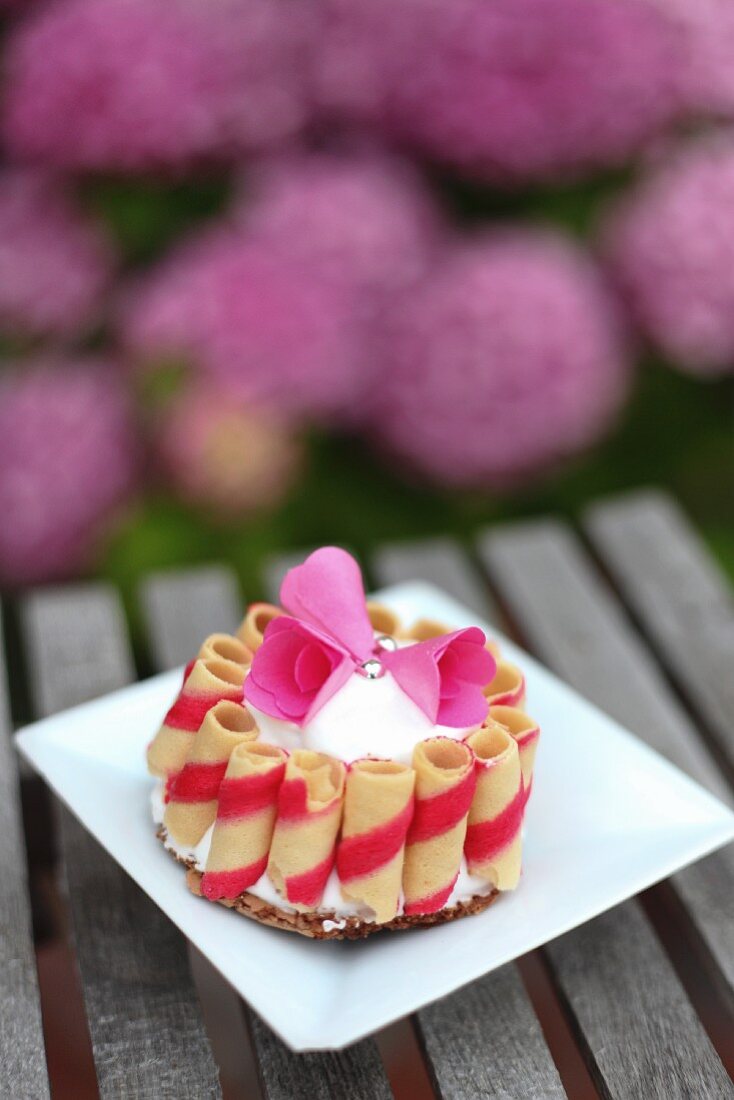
[140,565,242,671]
[415,963,566,1100]
[584,490,734,776]
[141,566,394,1097]
[22,584,221,1100]
[479,521,733,1099]
[372,537,500,627]
[248,1013,393,1100]
[370,544,565,1100]
[0,606,50,1099]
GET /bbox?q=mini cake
[147,547,539,938]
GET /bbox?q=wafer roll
[164,701,258,846]
[336,760,415,923]
[399,617,450,642]
[199,633,252,667]
[267,750,346,911]
[464,723,523,889]
[489,705,540,801]
[483,660,525,708]
[236,603,282,652]
[147,658,248,780]
[366,601,402,640]
[202,741,287,900]
[402,738,476,915]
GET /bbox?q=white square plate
[15,583,734,1051]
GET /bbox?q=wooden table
[3,488,733,1099]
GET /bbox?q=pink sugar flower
[383,629,494,728]
[246,617,352,725]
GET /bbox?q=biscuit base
[157,826,499,940]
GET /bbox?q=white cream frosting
[247,666,477,765]
[152,783,495,922]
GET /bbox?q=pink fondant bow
[245,547,495,728]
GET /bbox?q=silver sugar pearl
[359,658,384,680]
[375,634,398,652]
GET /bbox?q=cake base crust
[157,826,499,940]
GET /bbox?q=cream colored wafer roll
[483,660,525,708]
[236,603,282,652]
[366,601,402,640]
[402,738,476,915]
[336,760,415,923]
[267,750,346,911]
[164,701,258,846]
[202,741,287,900]
[464,723,523,889]
[147,658,247,780]
[489,705,540,798]
[398,617,450,642]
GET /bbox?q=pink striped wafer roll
[202,741,287,900]
[267,750,346,911]
[236,603,282,652]
[489,705,540,803]
[164,701,258,846]
[464,723,524,889]
[402,738,477,915]
[147,658,247,780]
[336,760,415,923]
[483,660,526,708]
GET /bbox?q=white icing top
[247,666,477,765]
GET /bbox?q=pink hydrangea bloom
[603,136,734,377]
[0,170,113,341]
[316,0,681,183]
[242,151,443,305]
[645,0,734,117]
[119,227,362,420]
[0,360,138,586]
[3,0,312,172]
[157,387,303,518]
[371,231,631,488]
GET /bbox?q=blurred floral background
[0,0,732,616]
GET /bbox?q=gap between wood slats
[638,884,734,1077]
[583,495,734,792]
[3,601,99,1100]
[478,522,734,1098]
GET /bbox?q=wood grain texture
[584,490,734,776]
[141,566,394,1097]
[0,606,50,1099]
[372,538,501,627]
[248,1012,393,1100]
[479,520,733,1099]
[371,546,564,1100]
[140,566,243,671]
[416,964,565,1100]
[22,584,222,1100]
